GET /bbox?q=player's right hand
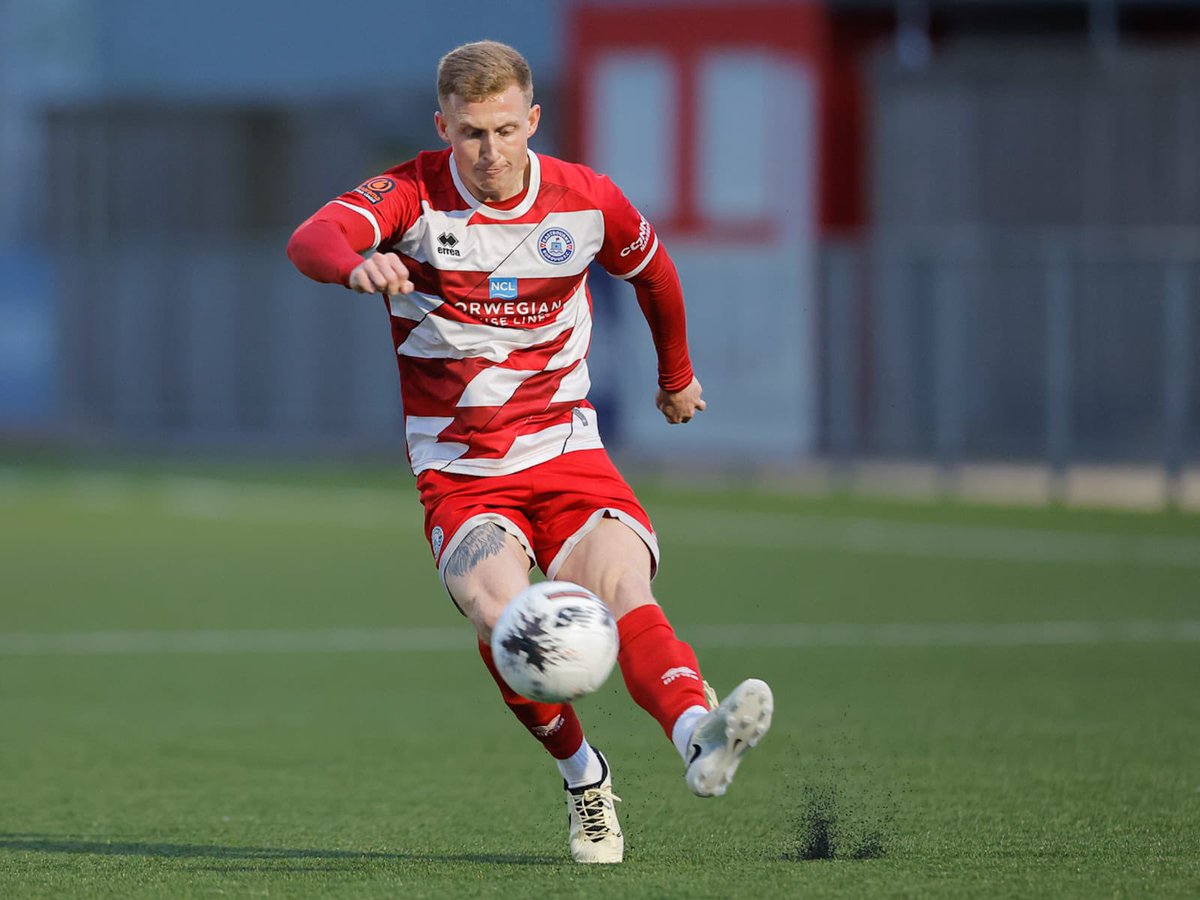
[348,252,415,295]
[656,376,706,425]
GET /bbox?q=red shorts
[416,449,659,590]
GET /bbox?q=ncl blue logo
[489,277,518,299]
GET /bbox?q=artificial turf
[1,463,1198,898]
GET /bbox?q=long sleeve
[627,245,694,393]
[286,163,421,286]
[286,216,368,286]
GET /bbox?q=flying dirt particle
[848,827,887,860]
[786,782,889,861]
[790,784,839,860]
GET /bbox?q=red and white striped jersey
[315,148,663,477]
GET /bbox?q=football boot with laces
[564,748,623,863]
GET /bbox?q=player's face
[436,82,540,204]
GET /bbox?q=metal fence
[57,237,405,451]
[31,44,1200,502]
[50,231,1198,483]
[821,229,1199,498]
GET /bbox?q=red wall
[565,2,868,236]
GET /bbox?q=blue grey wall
[92,0,562,100]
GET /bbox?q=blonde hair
[437,40,533,107]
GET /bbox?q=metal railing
[41,228,1198,508]
[821,228,1198,501]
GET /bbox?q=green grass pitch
[1,462,1198,898]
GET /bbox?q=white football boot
[564,748,623,863]
[685,678,774,798]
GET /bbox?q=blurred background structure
[2,0,1199,506]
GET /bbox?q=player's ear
[527,104,541,139]
[435,110,451,144]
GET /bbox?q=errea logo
[661,666,700,685]
[436,232,461,257]
[531,715,564,737]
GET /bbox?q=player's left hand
[656,377,706,424]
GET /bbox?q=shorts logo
[488,277,518,299]
[431,525,444,559]
[354,177,395,205]
[537,227,575,265]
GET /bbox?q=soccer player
[287,40,772,864]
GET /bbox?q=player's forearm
[629,247,694,393]
[286,217,365,286]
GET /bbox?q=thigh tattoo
[444,523,509,578]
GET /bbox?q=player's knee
[471,599,507,644]
[449,584,509,643]
[567,563,654,619]
[604,568,656,619]
[444,523,531,643]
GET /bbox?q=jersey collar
[449,149,541,220]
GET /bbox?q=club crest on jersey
[353,177,395,205]
[489,277,518,299]
[537,227,575,265]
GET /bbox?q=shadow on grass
[0,833,559,866]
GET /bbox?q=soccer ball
[491,581,619,703]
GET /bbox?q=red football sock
[617,604,710,739]
[477,639,584,760]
